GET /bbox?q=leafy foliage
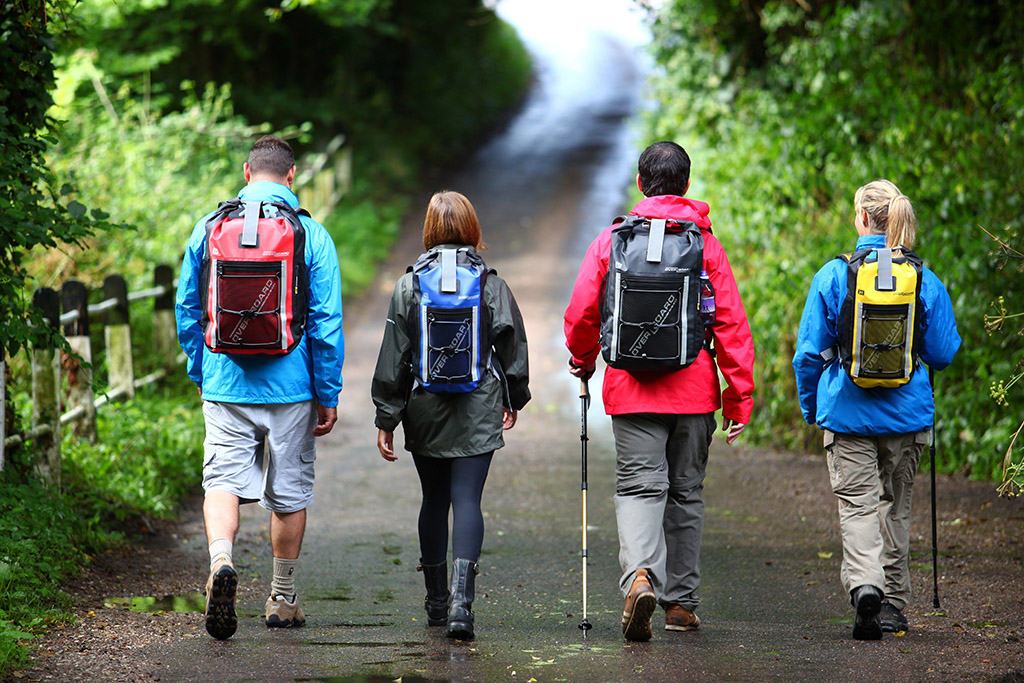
[0,3,114,358]
[57,0,530,164]
[981,228,1024,496]
[0,478,103,678]
[61,375,205,518]
[644,0,1024,478]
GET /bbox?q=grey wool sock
[209,538,233,570]
[271,557,298,599]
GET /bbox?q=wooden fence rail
[1,264,181,487]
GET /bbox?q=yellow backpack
[835,246,923,388]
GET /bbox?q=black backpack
[599,215,706,370]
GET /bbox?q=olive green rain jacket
[371,252,531,458]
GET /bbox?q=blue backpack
[409,247,492,393]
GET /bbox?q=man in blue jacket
[176,135,344,640]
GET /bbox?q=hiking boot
[879,600,909,633]
[446,558,478,640]
[419,561,449,626]
[621,568,656,642]
[850,585,883,640]
[205,561,238,640]
[265,593,306,628]
[664,603,700,631]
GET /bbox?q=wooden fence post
[153,265,177,372]
[32,288,62,488]
[62,280,97,442]
[104,275,135,401]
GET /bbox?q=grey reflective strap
[241,201,261,248]
[647,219,666,263]
[876,248,895,291]
[440,249,457,293]
[820,347,836,363]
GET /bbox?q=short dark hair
[247,135,295,178]
[637,141,691,197]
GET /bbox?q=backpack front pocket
[422,306,478,384]
[853,302,913,383]
[611,273,691,366]
[214,261,284,349]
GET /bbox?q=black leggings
[412,452,493,565]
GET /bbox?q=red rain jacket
[564,195,755,423]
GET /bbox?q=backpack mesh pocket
[853,302,913,381]
[612,274,689,365]
[423,306,477,383]
[214,261,283,348]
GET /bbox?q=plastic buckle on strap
[647,219,666,263]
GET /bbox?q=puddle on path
[297,677,441,683]
[104,593,206,614]
[301,641,423,648]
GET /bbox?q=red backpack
[199,199,308,356]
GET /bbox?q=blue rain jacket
[175,181,345,406]
[792,234,960,435]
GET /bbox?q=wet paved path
[96,2,1024,680]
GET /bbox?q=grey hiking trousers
[825,429,930,610]
[611,412,716,610]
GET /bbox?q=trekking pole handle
[580,378,589,401]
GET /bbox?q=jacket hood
[630,195,712,230]
[238,181,299,208]
[856,234,887,250]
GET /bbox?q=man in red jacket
[564,141,755,642]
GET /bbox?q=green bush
[644,0,1024,478]
[0,479,104,677]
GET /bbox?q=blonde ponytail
[854,179,917,249]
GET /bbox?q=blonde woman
[372,191,530,640]
[793,179,960,639]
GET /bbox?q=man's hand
[313,405,337,436]
[722,418,747,445]
[377,429,397,461]
[502,407,518,430]
[567,357,596,380]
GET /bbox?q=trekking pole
[930,367,940,609]
[578,378,593,636]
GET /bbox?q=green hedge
[644,0,1024,479]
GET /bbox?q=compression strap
[647,219,666,263]
[241,201,261,248]
[440,249,458,294]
